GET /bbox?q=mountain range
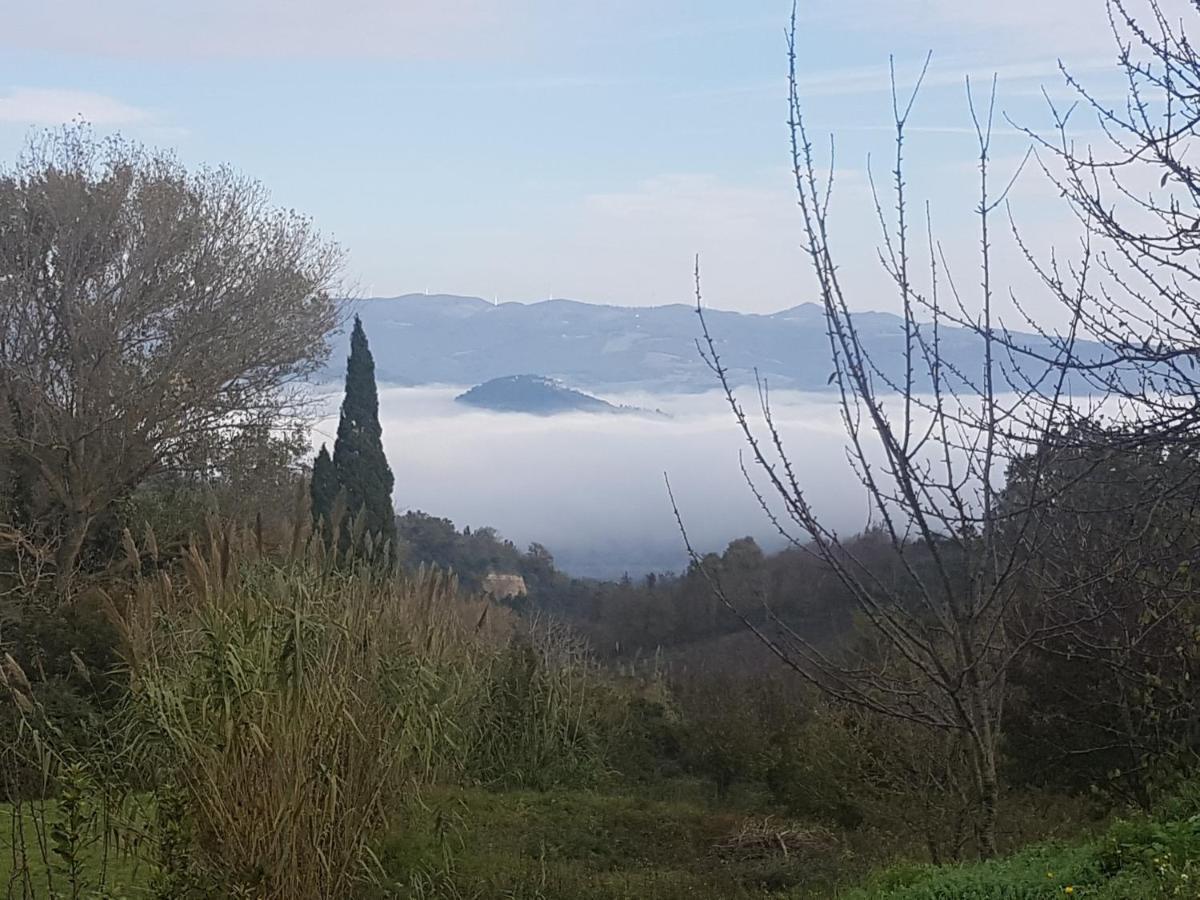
[324,293,1101,394]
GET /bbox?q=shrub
[465,627,613,789]
[1099,815,1200,889]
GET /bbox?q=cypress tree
[309,443,337,534]
[331,316,396,551]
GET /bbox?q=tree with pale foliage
[0,127,342,591]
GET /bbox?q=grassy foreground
[3,534,1195,899]
[3,784,1198,899]
[0,784,858,899]
[382,787,1200,900]
[375,782,859,899]
[843,813,1200,900]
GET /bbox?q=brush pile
[712,817,837,860]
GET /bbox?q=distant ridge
[324,293,1106,394]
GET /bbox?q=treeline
[547,536,857,656]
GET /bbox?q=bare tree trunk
[1116,670,1152,810]
[53,510,91,597]
[977,743,1000,859]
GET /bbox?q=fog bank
[314,386,866,578]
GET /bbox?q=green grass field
[375,782,863,899]
[0,798,149,898]
[3,786,1195,899]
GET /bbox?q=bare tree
[960,0,1200,805]
[673,19,1093,857]
[0,127,342,592]
[1006,0,1200,440]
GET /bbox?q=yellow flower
[1063,888,1074,895]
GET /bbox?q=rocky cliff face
[482,573,527,599]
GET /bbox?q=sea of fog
[313,386,867,578]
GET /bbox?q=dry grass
[0,492,621,899]
[105,516,508,898]
[92,511,608,899]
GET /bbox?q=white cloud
[811,0,1196,59]
[0,0,618,61]
[0,88,151,126]
[561,172,813,310]
[790,56,1114,100]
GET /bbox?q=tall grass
[99,517,612,898]
[0,504,625,898]
[466,624,612,789]
[119,553,448,895]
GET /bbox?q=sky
[0,0,1136,317]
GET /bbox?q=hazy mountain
[455,375,652,416]
[326,293,1104,393]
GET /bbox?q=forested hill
[325,293,1109,393]
[455,375,645,416]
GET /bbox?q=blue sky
[0,0,1126,315]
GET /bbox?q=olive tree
[0,128,341,591]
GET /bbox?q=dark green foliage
[536,534,860,659]
[1099,816,1200,879]
[999,436,1200,809]
[149,784,206,900]
[309,443,337,533]
[49,763,96,899]
[673,673,809,801]
[610,696,685,783]
[0,597,122,802]
[330,316,396,552]
[395,510,569,599]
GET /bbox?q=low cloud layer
[2,1,509,60]
[0,88,150,125]
[0,1,668,62]
[315,386,865,578]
